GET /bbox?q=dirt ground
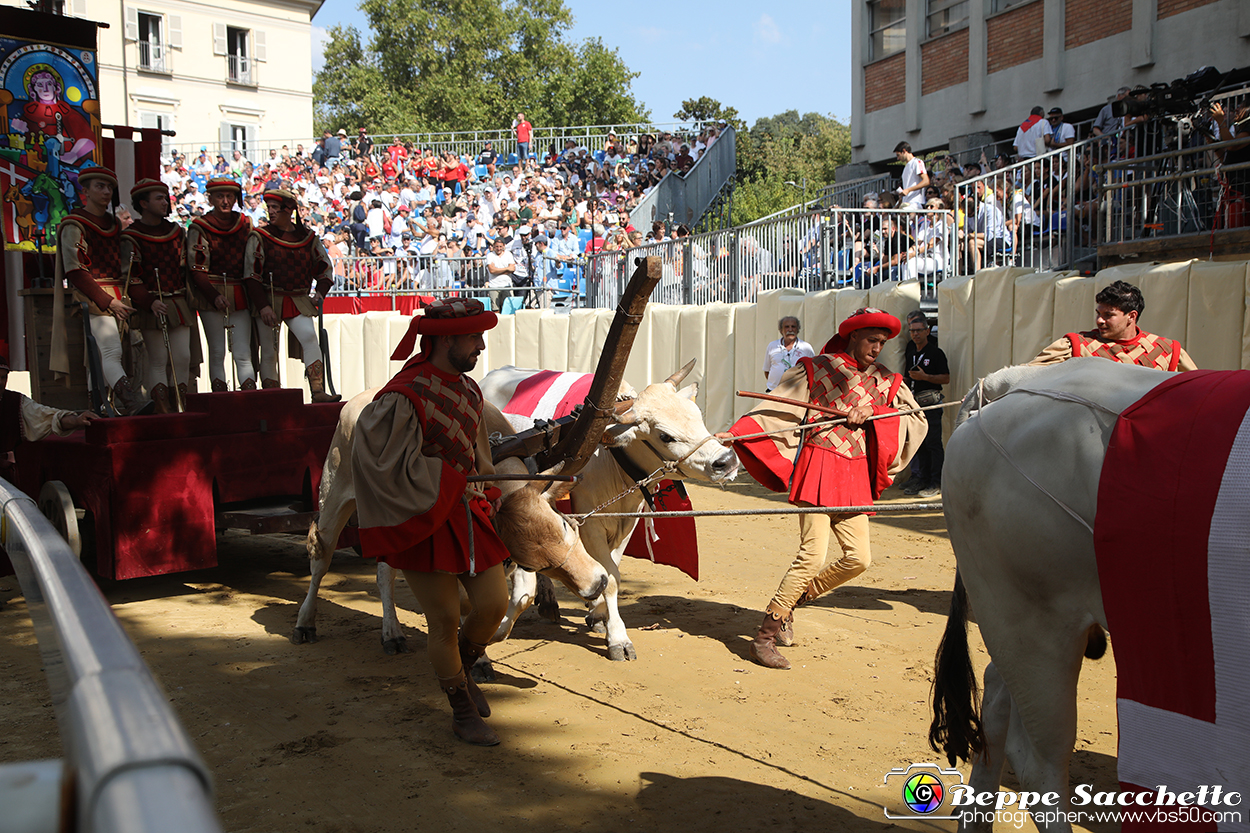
[0,475,1120,833]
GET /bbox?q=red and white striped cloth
[1095,369,1250,831]
[501,370,700,580]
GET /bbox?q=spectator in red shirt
[514,113,533,161]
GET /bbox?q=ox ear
[677,381,698,401]
[544,478,576,504]
[665,358,697,389]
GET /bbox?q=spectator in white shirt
[1042,107,1076,150]
[894,141,930,211]
[762,317,815,391]
[1014,106,1049,160]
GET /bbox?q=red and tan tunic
[51,209,122,377]
[1030,329,1197,371]
[243,226,332,320]
[120,221,196,330]
[186,212,249,311]
[352,358,508,574]
[727,353,928,510]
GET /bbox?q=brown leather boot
[749,612,791,670]
[776,612,795,647]
[151,383,172,415]
[261,378,281,389]
[438,668,499,746]
[211,378,228,392]
[176,382,188,412]
[241,378,257,391]
[458,635,491,717]
[112,375,140,415]
[306,360,341,403]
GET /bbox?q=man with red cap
[187,176,256,390]
[120,179,202,413]
[716,308,928,669]
[0,344,95,481]
[243,188,340,401]
[351,298,509,746]
[51,166,139,414]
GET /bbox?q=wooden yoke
[490,255,662,475]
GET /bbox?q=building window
[227,27,251,84]
[927,0,968,37]
[138,12,166,72]
[990,0,1032,11]
[220,122,258,162]
[868,0,906,60]
[139,111,175,160]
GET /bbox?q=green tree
[314,0,648,136]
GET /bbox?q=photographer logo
[882,763,965,820]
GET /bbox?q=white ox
[294,389,611,654]
[481,361,740,661]
[930,358,1186,832]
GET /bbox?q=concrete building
[847,0,1250,172]
[2,0,320,160]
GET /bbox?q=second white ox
[481,360,740,661]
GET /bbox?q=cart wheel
[38,481,82,559]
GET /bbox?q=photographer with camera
[507,224,539,309]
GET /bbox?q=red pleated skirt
[788,444,874,511]
[377,497,509,574]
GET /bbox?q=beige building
[3,0,320,161]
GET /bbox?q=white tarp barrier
[678,306,710,414]
[868,279,923,374]
[1052,274,1096,338]
[702,303,737,431]
[1012,271,1075,366]
[731,303,758,420]
[937,274,975,443]
[1187,260,1247,371]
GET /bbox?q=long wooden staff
[267,270,281,359]
[736,389,962,423]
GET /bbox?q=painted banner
[0,35,102,251]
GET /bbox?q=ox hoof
[291,626,318,645]
[470,656,497,683]
[586,617,607,635]
[537,599,561,623]
[382,636,409,655]
[607,643,637,662]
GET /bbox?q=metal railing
[581,206,959,307]
[138,40,166,72]
[227,54,252,85]
[327,254,580,310]
[170,121,723,170]
[1098,136,1250,248]
[629,127,736,232]
[0,478,222,833]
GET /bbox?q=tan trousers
[766,511,871,617]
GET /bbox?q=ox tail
[953,379,984,430]
[929,571,986,767]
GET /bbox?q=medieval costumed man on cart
[243,188,340,402]
[717,308,928,670]
[51,165,139,413]
[350,299,509,746]
[187,176,256,391]
[119,179,202,413]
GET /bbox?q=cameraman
[507,224,538,308]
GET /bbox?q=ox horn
[665,358,697,388]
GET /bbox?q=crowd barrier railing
[0,477,222,833]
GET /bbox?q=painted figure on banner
[0,37,102,250]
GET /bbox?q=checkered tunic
[1068,330,1182,372]
[802,354,898,459]
[399,365,484,477]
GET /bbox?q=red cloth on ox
[1094,369,1250,829]
[500,370,700,580]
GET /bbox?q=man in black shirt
[354,127,374,162]
[477,142,498,176]
[902,311,949,496]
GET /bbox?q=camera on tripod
[1113,65,1250,123]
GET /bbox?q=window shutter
[220,122,234,156]
[213,23,227,56]
[139,111,158,129]
[168,15,182,49]
[67,0,87,18]
[124,5,139,41]
[253,30,266,62]
[245,125,258,161]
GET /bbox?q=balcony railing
[227,54,252,85]
[138,40,166,72]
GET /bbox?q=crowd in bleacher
[152,120,726,309]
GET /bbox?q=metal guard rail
[2,479,222,833]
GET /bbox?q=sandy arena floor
[0,475,1120,832]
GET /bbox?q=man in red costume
[243,188,340,401]
[51,166,139,413]
[1029,280,1197,370]
[120,179,202,413]
[351,298,509,746]
[717,308,928,669]
[187,177,256,390]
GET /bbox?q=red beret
[838,307,901,339]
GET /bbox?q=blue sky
[310,0,853,128]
